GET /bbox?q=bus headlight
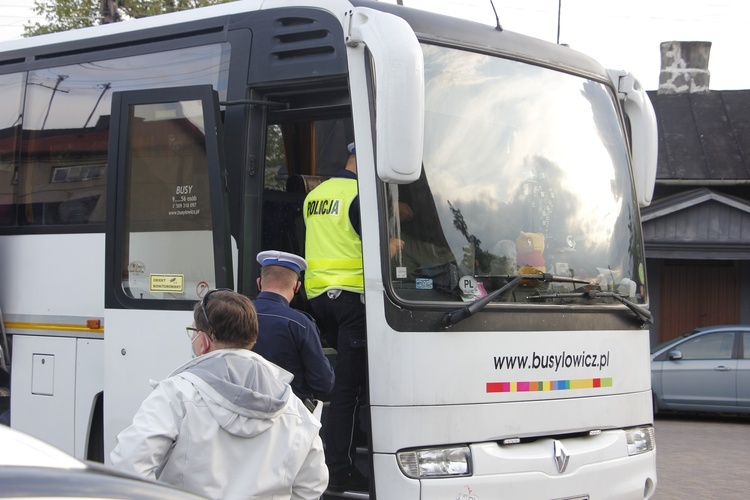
[397,446,471,479]
[625,426,655,456]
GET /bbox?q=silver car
[0,424,205,499]
[651,325,750,414]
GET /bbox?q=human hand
[389,238,405,257]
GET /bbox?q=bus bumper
[374,432,656,499]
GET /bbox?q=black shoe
[328,466,369,492]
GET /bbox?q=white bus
[0,0,658,498]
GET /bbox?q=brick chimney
[658,41,712,94]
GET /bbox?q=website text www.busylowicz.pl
[494,351,610,372]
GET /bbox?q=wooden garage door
[658,259,739,343]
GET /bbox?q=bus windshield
[387,44,646,305]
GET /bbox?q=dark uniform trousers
[310,289,368,474]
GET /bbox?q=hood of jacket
[167,349,295,438]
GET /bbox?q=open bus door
[103,85,233,459]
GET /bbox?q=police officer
[252,250,334,409]
[303,143,368,492]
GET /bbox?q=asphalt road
[652,413,750,499]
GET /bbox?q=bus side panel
[0,234,104,318]
[11,335,77,454]
[9,336,103,460]
[103,308,194,462]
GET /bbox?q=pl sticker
[459,275,486,302]
[459,275,477,296]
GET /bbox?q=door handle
[714,366,732,371]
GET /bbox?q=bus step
[323,490,369,499]
[322,448,371,499]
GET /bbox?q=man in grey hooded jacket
[111,289,328,500]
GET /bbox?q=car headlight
[625,426,655,456]
[397,445,471,479]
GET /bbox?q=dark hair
[193,290,258,348]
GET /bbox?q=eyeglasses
[186,326,200,341]
[199,288,232,334]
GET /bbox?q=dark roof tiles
[648,90,750,181]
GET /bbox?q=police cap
[256,250,307,275]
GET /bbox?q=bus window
[0,72,24,226]
[15,44,229,228]
[264,124,287,192]
[120,99,216,300]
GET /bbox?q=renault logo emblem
[554,440,569,473]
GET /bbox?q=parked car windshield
[386,44,646,305]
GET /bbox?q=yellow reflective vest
[303,177,363,298]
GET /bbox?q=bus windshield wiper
[442,273,592,328]
[527,290,653,325]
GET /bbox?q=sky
[1,0,748,91]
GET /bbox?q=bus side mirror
[347,8,424,184]
[608,70,658,208]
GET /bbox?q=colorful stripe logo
[487,378,612,393]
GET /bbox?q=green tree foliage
[24,0,236,37]
[24,0,99,35]
[264,124,288,191]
